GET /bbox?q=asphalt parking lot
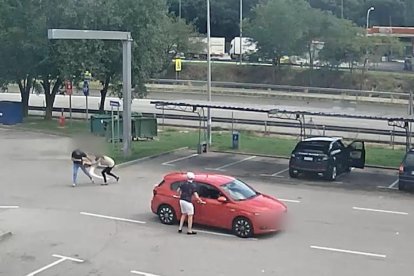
[1,128,413,276]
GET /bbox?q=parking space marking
[310,245,386,258]
[261,168,288,178]
[162,154,199,166]
[80,212,146,224]
[131,270,161,276]
[25,254,84,276]
[279,199,301,203]
[206,156,256,171]
[194,229,258,240]
[388,179,399,189]
[352,207,408,215]
[377,186,398,190]
[0,206,19,209]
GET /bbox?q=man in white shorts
[177,172,205,235]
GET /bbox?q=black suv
[289,137,365,181]
[398,149,414,191]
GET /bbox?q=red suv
[151,172,287,238]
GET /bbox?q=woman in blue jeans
[71,149,94,187]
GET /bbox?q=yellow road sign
[175,58,182,72]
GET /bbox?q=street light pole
[179,0,181,18]
[239,0,243,64]
[341,0,344,19]
[366,6,375,31]
[207,0,212,146]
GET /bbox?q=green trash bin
[134,117,158,139]
[90,114,113,136]
[105,119,124,142]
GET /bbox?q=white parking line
[206,156,256,171]
[0,206,19,209]
[279,199,301,203]
[377,186,398,190]
[193,229,258,240]
[25,254,84,276]
[388,179,399,188]
[352,207,408,215]
[310,245,386,258]
[131,270,161,276]
[271,168,289,176]
[162,154,199,166]
[80,212,146,224]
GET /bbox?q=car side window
[195,182,221,199]
[332,142,342,151]
[170,181,184,191]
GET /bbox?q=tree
[245,0,307,68]
[0,0,45,117]
[319,18,365,71]
[167,0,261,40]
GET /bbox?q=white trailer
[229,37,258,59]
[188,37,225,59]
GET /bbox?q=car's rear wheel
[324,165,337,181]
[398,180,406,191]
[289,168,299,178]
[232,217,253,238]
[157,204,177,225]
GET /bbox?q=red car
[151,172,288,238]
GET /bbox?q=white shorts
[179,200,194,215]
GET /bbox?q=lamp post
[366,6,375,30]
[179,0,181,18]
[239,0,243,64]
[207,0,212,146]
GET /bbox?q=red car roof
[164,171,235,187]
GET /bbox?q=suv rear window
[295,141,330,153]
[404,152,414,165]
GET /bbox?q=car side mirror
[217,196,227,203]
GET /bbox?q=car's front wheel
[157,204,177,225]
[232,217,253,238]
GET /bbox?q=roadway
[0,128,412,276]
[0,90,411,144]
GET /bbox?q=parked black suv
[398,149,414,191]
[289,137,365,181]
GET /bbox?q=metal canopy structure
[48,29,133,156]
[150,99,414,122]
[151,99,414,150]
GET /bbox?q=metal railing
[147,79,410,103]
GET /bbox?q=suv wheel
[289,168,299,178]
[398,180,406,191]
[324,165,337,181]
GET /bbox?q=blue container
[0,101,23,125]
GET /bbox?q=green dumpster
[90,114,113,136]
[105,119,124,142]
[134,117,158,139]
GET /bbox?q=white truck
[229,37,258,59]
[187,37,226,59]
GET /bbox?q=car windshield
[221,179,258,201]
[404,153,414,166]
[295,141,331,153]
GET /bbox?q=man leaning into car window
[177,172,205,235]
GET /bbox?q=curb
[116,147,189,169]
[0,231,12,242]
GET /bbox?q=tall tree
[245,0,307,67]
[0,0,45,117]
